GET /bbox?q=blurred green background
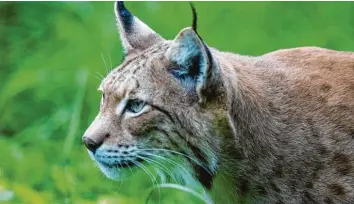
[1,2,354,204]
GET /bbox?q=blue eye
[126,99,146,113]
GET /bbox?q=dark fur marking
[268,101,281,115]
[332,153,352,176]
[349,83,354,91]
[335,104,350,111]
[309,161,324,181]
[328,183,346,196]
[149,104,175,123]
[195,165,214,190]
[115,56,142,80]
[310,74,321,80]
[273,166,283,178]
[320,83,331,93]
[318,96,327,104]
[313,160,325,172]
[305,182,313,189]
[324,197,333,204]
[256,185,267,196]
[290,180,297,191]
[317,145,329,155]
[271,182,280,193]
[132,63,143,75]
[273,157,284,178]
[238,178,249,196]
[303,191,316,203]
[307,118,320,138]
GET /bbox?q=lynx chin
[83,2,354,203]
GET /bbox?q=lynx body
[83,2,354,203]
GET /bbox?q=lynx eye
[125,99,146,114]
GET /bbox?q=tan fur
[210,47,354,203]
[83,3,354,204]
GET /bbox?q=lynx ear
[166,28,220,103]
[114,1,164,53]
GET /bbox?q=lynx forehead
[83,1,354,203]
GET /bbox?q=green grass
[1,2,354,203]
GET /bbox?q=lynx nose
[82,136,103,153]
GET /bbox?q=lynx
[83,2,354,203]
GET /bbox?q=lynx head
[83,1,229,188]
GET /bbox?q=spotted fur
[83,2,354,203]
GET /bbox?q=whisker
[141,152,192,184]
[123,161,133,173]
[138,156,167,183]
[154,183,212,204]
[108,51,113,72]
[95,72,105,80]
[116,177,124,192]
[89,73,103,82]
[133,160,161,204]
[132,160,156,186]
[114,161,124,192]
[139,148,212,176]
[101,52,109,75]
[138,155,178,184]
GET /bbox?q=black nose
[82,136,103,153]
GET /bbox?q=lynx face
[83,2,227,186]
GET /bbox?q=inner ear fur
[166,27,220,103]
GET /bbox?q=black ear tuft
[189,2,198,32]
[116,1,133,32]
[114,1,164,53]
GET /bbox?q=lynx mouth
[98,158,144,169]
